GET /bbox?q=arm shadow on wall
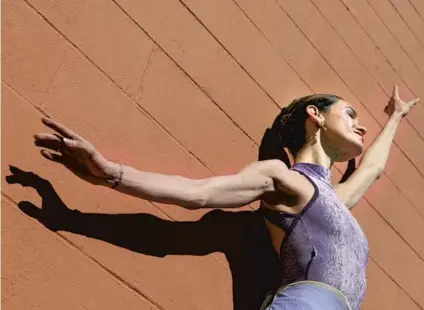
[6,166,282,310]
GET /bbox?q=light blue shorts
[261,281,352,310]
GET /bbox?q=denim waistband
[260,280,352,310]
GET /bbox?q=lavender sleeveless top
[262,163,369,310]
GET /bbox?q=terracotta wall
[3,0,424,309]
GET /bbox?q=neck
[294,136,334,169]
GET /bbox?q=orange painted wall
[2,0,424,309]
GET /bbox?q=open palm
[385,85,419,117]
[34,117,119,186]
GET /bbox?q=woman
[33,85,418,309]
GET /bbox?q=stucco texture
[2,0,424,309]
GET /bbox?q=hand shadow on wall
[6,166,282,310]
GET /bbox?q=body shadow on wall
[6,166,282,310]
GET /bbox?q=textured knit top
[262,163,369,310]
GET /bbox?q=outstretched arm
[334,85,419,209]
[102,160,283,209]
[34,117,304,209]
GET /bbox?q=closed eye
[347,108,357,119]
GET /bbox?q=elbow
[185,181,209,209]
[374,165,384,180]
[189,193,208,209]
[362,163,384,180]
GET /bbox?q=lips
[354,132,364,143]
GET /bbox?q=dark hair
[258,94,356,183]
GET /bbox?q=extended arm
[103,160,282,209]
[334,85,419,209]
[34,118,303,210]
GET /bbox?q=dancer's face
[318,100,367,162]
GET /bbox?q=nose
[357,124,367,136]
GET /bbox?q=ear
[306,105,324,127]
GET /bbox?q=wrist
[389,112,403,123]
[100,161,124,188]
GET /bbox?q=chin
[336,141,364,162]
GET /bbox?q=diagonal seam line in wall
[1,80,54,120]
[310,0,424,142]
[121,0,424,198]
[368,256,424,310]
[19,0,223,175]
[230,0,315,95]
[271,0,424,183]
[185,0,424,151]
[17,1,424,306]
[236,0,424,183]
[267,0,424,251]
[338,0,424,118]
[232,0,424,220]
[177,0,283,110]
[19,0,257,214]
[365,0,424,76]
[17,0,262,202]
[368,199,424,262]
[4,2,424,302]
[109,0,259,145]
[304,0,424,202]
[18,0,424,253]
[387,0,424,49]
[16,0,424,277]
[1,192,165,310]
[407,0,424,23]
[2,79,54,118]
[27,0,424,199]
[15,0,424,184]
[277,0,424,230]
[305,0,424,210]
[4,189,423,310]
[2,79,236,271]
[308,0,424,153]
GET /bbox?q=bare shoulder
[255,160,315,214]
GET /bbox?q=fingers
[40,150,64,163]
[7,166,46,187]
[34,133,67,154]
[34,132,62,143]
[34,132,83,154]
[34,139,63,153]
[384,104,394,115]
[62,137,82,151]
[18,201,42,220]
[41,117,81,140]
[9,165,25,175]
[408,98,420,107]
[393,84,399,99]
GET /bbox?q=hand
[6,166,73,231]
[384,85,419,118]
[34,117,120,186]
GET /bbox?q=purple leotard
[262,163,369,310]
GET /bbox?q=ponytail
[339,158,356,183]
[258,127,292,168]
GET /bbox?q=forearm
[359,113,403,174]
[97,160,277,210]
[101,164,205,209]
